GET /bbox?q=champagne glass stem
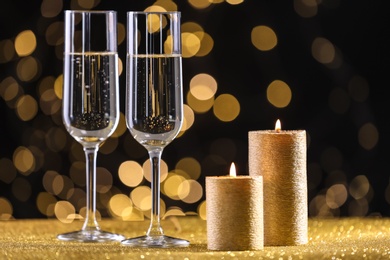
[82,146,100,231]
[147,148,164,237]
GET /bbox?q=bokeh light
[251,25,278,51]
[266,80,292,108]
[213,94,240,122]
[15,30,37,57]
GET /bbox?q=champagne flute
[59,10,125,242]
[122,11,189,247]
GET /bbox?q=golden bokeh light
[109,194,133,220]
[213,94,240,122]
[190,73,218,101]
[197,200,207,220]
[0,197,13,220]
[266,80,292,108]
[349,175,370,200]
[176,157,202,180]
[186,90,214,114]
[182,32,201,58]
[251,25,278,51]
[152,0,178,11]
[326,184,348,209]
[130,186,151,211]
[76,0,96,9]
[294,0,318,18]
[40,89,61,116]
[54,201,76,223]
[119,160,144,187]
[16,95,38,121]
[15,30,36,57]
[0,39,15,63]
[162,173,187,200]
[358,123,379,150]
[312,37,336,64]
[54,74,63,99]
[36,192,57,216]
[194,32,214,57]
[226,0,245,5]
[69,162,85,186]
[41,0,63,18]
[182,104,195,131]
[16,56,40,82]
[99,137,119,155]
[188,0,212,9]
[178,179,203,204]
[96,167,113,193]
[13,146,35,175]
[45,22,64,46]
[144,5,168,12]
[111,112,127,138]
[0,158,17,184]
[143,159,169,183]
[146,13,164,34]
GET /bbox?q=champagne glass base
[121,235,190,248]
[57,230,125,243]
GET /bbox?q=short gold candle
[206,164,263,251]
[248,120,308,246]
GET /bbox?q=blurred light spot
[163,208,186,219]
[266,80,292,108]
[188,0,212,9]
[118,57,123,76]
[195,32,214,57]
[309,194,333,217]
[77,0,96,9]
[45,22,64,46]
[294,0,318,18]
[348,198,368,216]
[119,161,144,187]
[163,173,187,200]
[0,197,13,220]
[329,88,350,114]
[43,170,59,194]
[0,158,17,184]
[131,186,151,211]
[226,0,244,4]
[45,127,67,152]
[16,95,38,121]
[312,37,335,64]
[55,201,76,223]
[326,184,348,209]
[178,180,203,203]
[96,167,113,193]
[54,74,63,99]
[69,161,85,186]
[320,146,343,173]
[12,177,32,202]
[348,75,370,102]
[190,73,218,100]
[0,39,15,63]
[251,25,277,51]
[182,104,195,132]
[358,123,378,150]
[187,90,214,113]
[144,5,167,12]
[349,175,370,200]
[100,137,119,155]
[40,89,61,115]
[1,77,23,109]
[41,0,63,18]
[198,200,206,220]
[109,194,133,220]
[38,76,55,96]
[152,0,178,11]
[182,32,201,58]
[13,146,35,175]
[112,112,127,138]
[15,30,36,57]
[146,13,164,34]
[143,159,168,183]
[118,23,126,46]
[213,94,240,122]
[66,188,86,211]
[16,56,40,82]
[176,157,201,180]
[36,192,57,217]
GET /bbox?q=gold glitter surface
[206,176,263,251]
[2,217,390,259]
[249,130,308,246]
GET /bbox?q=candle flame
[229,163,236,177]
[275,119,281,132]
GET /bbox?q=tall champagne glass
[122,11,189,247]
[59,10,125,242]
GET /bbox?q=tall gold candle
[248,120,307,246]
[206,163,264,251]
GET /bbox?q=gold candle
[248,120,308,246]
[206,163,264,251]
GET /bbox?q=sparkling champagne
[126,54,183,148]
[63,52,119,145]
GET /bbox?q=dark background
[1,0,390,218]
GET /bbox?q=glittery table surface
[1,217,390,259]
